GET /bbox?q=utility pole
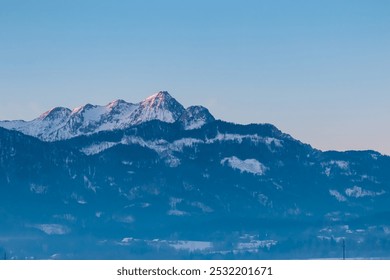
[342,238,346,260]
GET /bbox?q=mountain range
[0,91,214,141]
[0,91,389,260]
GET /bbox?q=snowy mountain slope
[131,91,185,124]
[0,91,210,141]
[179,106,215,130]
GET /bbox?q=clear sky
[1,0,389,155]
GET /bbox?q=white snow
[319,227,332,233]
[221,156,267,176]
[190,201,213,213]
[169,197,182,208]
[208,132,251,143]
[184,119,206,130]
[322,160,350,176]
[167,209,189,216]
[317,236,331,241]
[71,192,87,204]
[168,197,188,216]
[165,155,181,167]
[329,190,347,202]
[126,202,151,208]
[121,135,147,147]
[121,237,134,243]
[169,241,212,252]
[77,133,284,158]
[264,137,283,147]
[180,106,212,130]
[82,105,107,122]
[118,237,212,252]
[133,91,184,124]
[0,120,26,130]
[121,136,170,154]
[29,184,48,194]
[135,105,176,124]
[207,132,283,148]
[119,136,201,167]
[237,240,277,250]
[83,175,98,193]
[53,214,76,222]
[330,160,349,170]
[32,224,70,235]
[345,186,385,198]
[171,138,204,151]
[98,136,193,167]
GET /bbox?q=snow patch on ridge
[80,134,283,157]
[207,132,283,148]
[171,138,204,151]
[221,156,267,176]
[322,160,351,177]
[184,119,206,130]
[81,142,118,155]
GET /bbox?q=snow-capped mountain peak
[39,107,72,121]
[141,91,177,110]
[179,106,215,130]
[106,99,129,109]
[71,106,84,115]
[134,91,185,123]
[144,90,173,103]
[0,91,214,141]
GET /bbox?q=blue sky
[1,0,389,154]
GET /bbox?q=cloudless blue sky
[1,0,389,154]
